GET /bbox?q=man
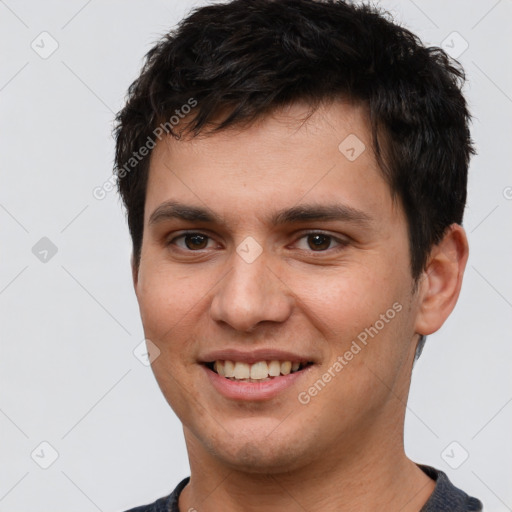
[114,0,482,510]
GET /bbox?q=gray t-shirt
[123,464,483,511]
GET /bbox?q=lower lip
[203,365,311,401]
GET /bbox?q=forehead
[144,100,397,227]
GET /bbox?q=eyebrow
[148,200,373,227]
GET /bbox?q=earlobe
[414,224,469,336]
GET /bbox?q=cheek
[135,266,210,418]
[300,275,413,432]
[296,264,413,383]
[136,263,208,341]
[296,266,399,333]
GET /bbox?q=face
[133,101,424,474]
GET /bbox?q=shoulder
[120,477,190,512]
[122,495,170,512]
[419,465,483,512]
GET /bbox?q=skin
[132,100,469,511]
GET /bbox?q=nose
[210,250,294,333]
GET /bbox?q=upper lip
[199,348,316,365]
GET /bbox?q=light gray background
[1,0,511,510]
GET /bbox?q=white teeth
[268,360,281,377]
[215,361,225,377]
[233,362,250,379]
[224,360,235,378]
[212,359,306,380]
[280,361,292,375]
[250,361,269,380]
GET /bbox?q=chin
[217,441,308,475]
[196,419,314,474]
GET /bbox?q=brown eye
[307,233,332,251]
[294,232,346,253]
[184,233,209,250]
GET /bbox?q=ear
[414,224,469,336]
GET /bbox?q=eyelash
[167,231,348,254]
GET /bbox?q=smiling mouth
[205,360,313,382]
